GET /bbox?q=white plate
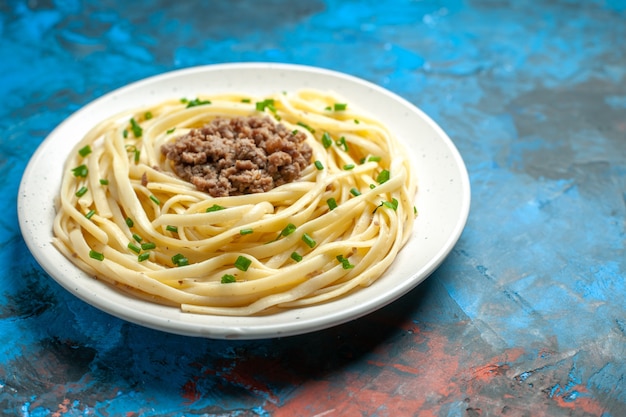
[18,63,470,339]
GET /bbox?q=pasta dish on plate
[52,88,417,316]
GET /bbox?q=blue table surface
[1,1,625,416]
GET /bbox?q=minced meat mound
[161,116,312,197]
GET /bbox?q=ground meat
[160,116,312,197]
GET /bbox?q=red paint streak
[551,385,606,415]
[181,378,201,403]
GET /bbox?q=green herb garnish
[234,256,252,272]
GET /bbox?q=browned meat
[161,116,312,197]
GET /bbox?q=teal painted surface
[1,0,625,415]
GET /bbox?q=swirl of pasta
[52,89,417,316]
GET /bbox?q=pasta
[52,89,417,316]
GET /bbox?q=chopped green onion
[78,145,92,157]
[138,252,150,262]
[172,253,188,266]
[132,233,143,243]
[290,252,303,262]
[89,250,104,261]
[292,129,299,135]
[234,255,252,271]
[99,178,109,185]
[297,121,315,133]
[133,148,140,163]
[141,242,156,250]
[369,184,376,189]
[85,210,95,219]
[149,195,160,205]
[376,169,390,184]
[240,228,254,235]
[301,233,316,248]
[414,206,418,216]
[343,164,355,170]
[123,129,129,138]
[186,98,211,108]
[75,186,88,197]
[368,156,382,162]
[71,164,88,178]
[334,103,347,111]
[324,106,331,111]
[350,188,361,196]
[255,98,275,112]
[241,98,251,103]
[327,198,338,210]
[125,217,134,228]
[130,118,142,137]
[281,223,297,237]
[354,119,360,124]
[321,132,332,148]
[336,136,349,152]
[166,127,176,134]
[206,204,225,212]
[373,198,399,213]
[127,242,141,254]
[221,274,236,284]
[166,225,178,233]
[314,160,324,170]
[180,98,188,104]
[144,111,153,120]
[336,255,355,269]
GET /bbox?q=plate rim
[18,62,471,339]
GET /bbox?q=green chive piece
[138,252,150,262]
[414,206,418,216]
[334,103,347,111]
[324,106,331,111]
[130,118,142,137]
[132,233,143,243]
[350,188,361,197]
[376,169,390,184]
[78,145,92,157]
[126,217,134,228]
[368,156,382,162]
[206,204,225,212]
[314,160,324,170]
[327,198,338,210]
[343,164,355,170]
[290,252,303,262]
[281,223,297,237]
[234,256,252,272]
[297,121,315,133]
[123,129,129,138]
[337,255,355,269]
[336,136,349,152]
[172,253,189,266]
[354,119,360,124]
[127,242,141,254]
[75,186,88,197]
[89,250,104,261]
[302,233,316,248]
[321,132,333,148]
[180,98,189,104]
[221,274,236,284]
[382,198,399,211]
[241,98,251,103]
[240,228,254,235]
[85,210,96,219]
[141,242,156,250]
[99,178,109,185]
[71,164,88,177]
[255,98,275,112]
[166,225,178,233]
[186,98,211,108]
[166,127,176,134]
[144,111,153,120]
[134,149,140,163]
[149,195,160,205]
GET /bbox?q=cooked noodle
[52,89,417,316]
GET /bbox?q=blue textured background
[1,0,625,416]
